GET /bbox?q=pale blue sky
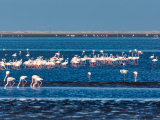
[0,0,160,31]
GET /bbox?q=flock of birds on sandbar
[1,48,159,89]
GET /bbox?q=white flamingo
[26,53,30,57]
[87,72,91,82]
[82,51,85,55]
[17,76,27,88]
[4,71,10,81]
[92,50,95,55]
[152,56,158,65]
[30,75,40,88]
[19,51,21,56]
[150,54,154,59]
[12,53,17,57]
[120,69,129,82]
[33,77,43,89]
[133,71,138,82]
[134,49,137,53]
[55,51,60,57]
[4,74,15,89]
[61,58,69,68]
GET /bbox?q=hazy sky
[0,0,160,31]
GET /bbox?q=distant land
[0,31,159,37]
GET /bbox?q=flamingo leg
[23,79,27,87]
[4,81,9,89]
[33,82,37,89]
[39,81,42,89]
[9,82,11,88]
[88,77,90,82]
[11,81,15,88]
[22,79,24,87]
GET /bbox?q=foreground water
[0,37,160,119]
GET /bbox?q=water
[0,37,160,119]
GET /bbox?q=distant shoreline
[0,31,159,37]
[0,34,159,37]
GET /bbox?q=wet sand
[1,81,160,88]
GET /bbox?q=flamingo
[26,53,30,57]
[149,54,154,59]
[87,72,91,82]
[100,50,103,54]
[89,58,96,67]
[12,53,17,58]
[30,75,40,88]
[61,58,69,68]
[92,50,95,55]
[138,51,143,54]
[33,77,43,89]
[4,74,15,89]
[17,76,27,88]
[55,60,61,67]
[26,48,29,52]
[4,71,10,81]
[55,51,60,57]
[82,51,85,55]
[152,56,158,65]
[133,71,138,82]
[134,49,137,53]
[19,51,21,56]
[120,69,129,82]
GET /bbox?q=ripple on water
[0,99,160,119]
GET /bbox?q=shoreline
[0,31,159,37]
[0,33,159,37]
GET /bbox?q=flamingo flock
[4,71,43,89]
[70,49,143,67]
[0,51,69,70]
[0,49,158,70]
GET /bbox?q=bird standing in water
[33,77,43,89]
[120,69,129,82]
[133,71,138,82]
[87,72,91,82]
[4,71,15,89]
[17,76,27,88]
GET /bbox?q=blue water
[0,37,160,119]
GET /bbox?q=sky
[0,0,160,31]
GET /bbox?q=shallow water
[0,37,160,119]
